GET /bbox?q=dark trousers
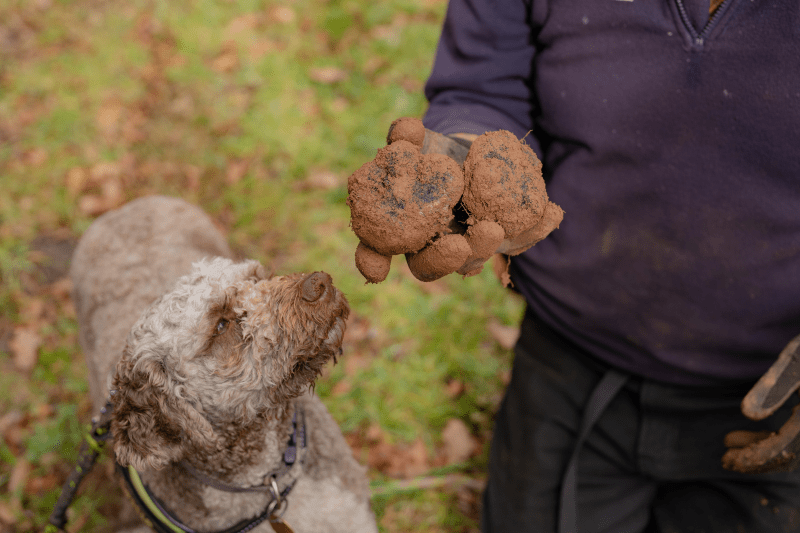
[482,309,800,533]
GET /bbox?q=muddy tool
[723,333,800,473]
[346,117,563,284]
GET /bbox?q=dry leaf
[65,166,88,196]
[24,147,47,167]
[487,319,520,351]
[306,170,339,190]
[249,38,277,61]
[184,164,202,192]
[225,13,259,38]
[96,100,124,137]
[78,175,124,216]
[90,161,120,182]
[331,380,351,396]
[19,297,45,325]
[269,6,295,24]
[8,458,30,493]
[309,66,348,84]
[0,500,15,525]
[441,418,478,465]
[9,326,41,372]
[384,438,428,478]
[445,379,465,398]
[212,41,239,73]
[225,159,249,185]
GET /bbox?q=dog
[70,195,377,533]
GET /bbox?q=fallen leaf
[19,297,45,325]
[309,66,348,84]
[96,99,124,137]
[441,418,478,465]
[78,194,107,216]
[78,176,124,216]
[225,159,249,185]
[305,170,339,190]
[487,319,520,351]
[24,147,47,167]
[0,411,23,437]
[8,458,30,493]
[269,6,295,24]
[212,41,239,73]
[249,38,277,61]
[90,161,121,182]
[365,423,383,444]
[225,13,259,38]
[184,164,202,192]
[382,438,429,479]
[331,380,351,396]
[445,379,465,398]
[9,326,41,372]
[65,166,88,195]
[0,500,15,525]
[25,471,60,494]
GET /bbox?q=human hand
[346,118,562,284]
[722,333,800,473]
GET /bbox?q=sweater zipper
[675,0,734,47]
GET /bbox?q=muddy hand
[722,333,800,473]
[429,126,563,274]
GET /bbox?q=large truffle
[347,140,464,256]
[462,130,547,239]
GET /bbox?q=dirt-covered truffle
[387,117,425,148]
[355,242,392,284]
[406,233,472,282]
[347,140,464,256]
[462,130,548,239]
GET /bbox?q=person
[420,0,800,531]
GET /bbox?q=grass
[0,1,525,531]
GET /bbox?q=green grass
[0,1,524,531]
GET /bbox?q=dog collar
[119,405,306,533]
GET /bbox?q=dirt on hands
[347,117,564,284]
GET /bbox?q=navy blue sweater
[424,0,800,386]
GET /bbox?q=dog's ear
[111,346,217,471]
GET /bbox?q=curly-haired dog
[70,195,377,533]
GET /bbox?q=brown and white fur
[70,195,377,533]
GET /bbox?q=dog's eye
[215,318,229,335]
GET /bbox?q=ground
[0,1,524,531]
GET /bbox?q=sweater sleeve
[423,0,538,148]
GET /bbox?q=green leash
[46,396,114,533]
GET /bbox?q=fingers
[406,234,471,282]
[723,430,773,449]
[741,333,800,420]
[722,403,800,474]
[457,220,505,276]
[496,200,564,256]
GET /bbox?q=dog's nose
[301,272,332,302]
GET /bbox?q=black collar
[118,405,306,533]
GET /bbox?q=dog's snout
[301,272,332,302]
